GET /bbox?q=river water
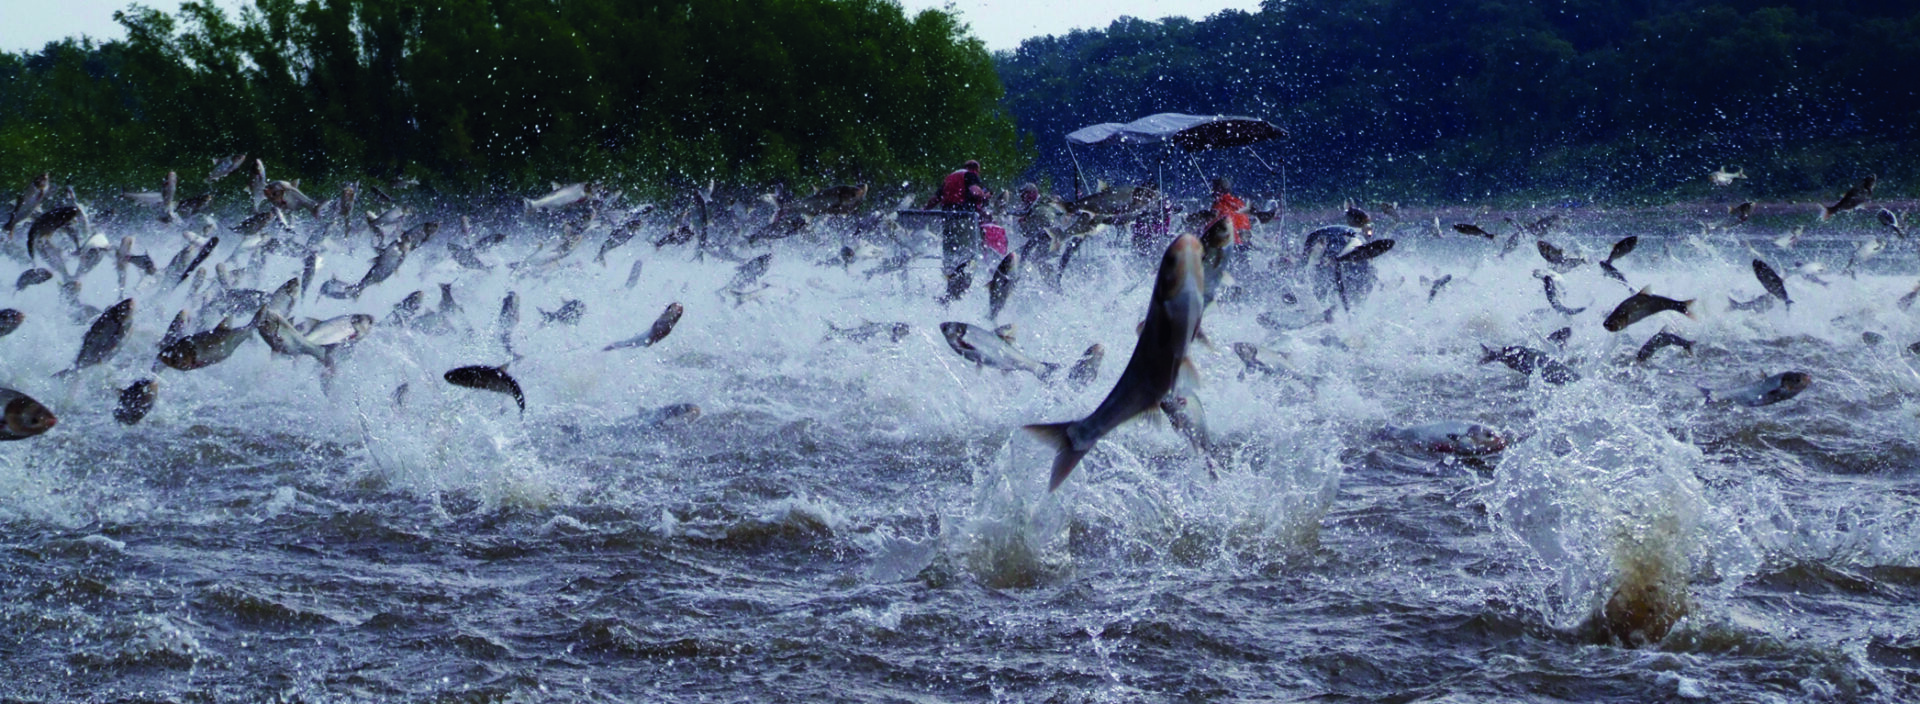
[2,201,1917,702]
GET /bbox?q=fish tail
[1025,422,1087,492]
[1820,203,1836,221]
[1681,299,1697,319]
[1478,344,1499,365]
[1037,362,1062,383]
[1698,386,1714,405]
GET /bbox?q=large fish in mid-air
[1027,233,1205,491]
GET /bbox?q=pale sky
[2,1,1264,54]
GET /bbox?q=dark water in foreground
[3,205,1920,702]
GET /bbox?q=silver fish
[1536,239,1586,273]
[604,302,684,351]
[157,316,252,371]
[1752,259,1791,309]
[1378,420,1507,456]
[300,314,373,347]
[1534,270,1586,315]
[1634,329,1695,363]
[208,154,247,183]
[940,321,1057,381]
[55,298,134,378]
[113,379,159,425]
[987,252,1019,321]
[1701,371,1810,407]
[498,292,520,359]
[1066,343,1104,390]
[0,387,57,440]
[1027,233,1205,491]
[524,182,589,212]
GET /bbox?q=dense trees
[5,0,1915,205]
[0,0,1024,200]
[998,0,1920,203]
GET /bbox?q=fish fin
[1026,422,1088,492]
[1177,356,1202,391]
[1637,285,1651,295]
[994,324,1016,344]
[1698,386,1714,405]
[1192,326,1216,352]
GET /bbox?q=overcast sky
[1,1,1264,54]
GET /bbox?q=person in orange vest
[1210,176,1252,245]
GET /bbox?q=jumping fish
[1480,344,1581,385]
[0,309,22,338]
[156,317,252,371]
[604,302,684,350]
[444,365,525,414]
[1534,270,1586,315]
[1729,201,1754,224]
[1065,343,1104,389]
[940,322,1058,380]
[113,379,159,425]
[1701,371,1810,407]
[824,321,910,344]
[15,268,52,291]
[1821,174,1874,220]
[987,252,1020,321]
[624,259,645,289]
[1378,421,1507,456]
[498,292,520,359]
[208,154,247,183]
[0,388,57,440]
[1752,259,1791,310]
[1599,235,1637,285]
[525,183,589,212]
[5,172,52,236]
[939,260,973,306]
[1536,239,1586,273]
[1426,274,1453,302]
[1879,208,1906,238]
[1231,342,1290,380]
[1709,166,1745,186]
[1451,223,1496,239]
[539,299,585,325]
[1602,287,1694,332]
[1027,233,1205,491]
[55,298,134,378]
[1634,329,1696,363]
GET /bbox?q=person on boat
[928,160,990,271]
[1210,176,1252,246]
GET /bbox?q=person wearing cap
[929,160,991,271]
[1210,176,1252,246]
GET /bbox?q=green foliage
[0,0,1028,199]
[998,1,1920,204]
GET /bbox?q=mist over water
[2,201,1918,701]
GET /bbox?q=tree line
[0,0,1026,203]
[997,0,1920,204]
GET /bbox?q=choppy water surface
[4,201,1920,702]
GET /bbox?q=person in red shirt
[930,160,990,272]
[1210,176,1252,245]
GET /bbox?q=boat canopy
[1064,113,1286,152]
